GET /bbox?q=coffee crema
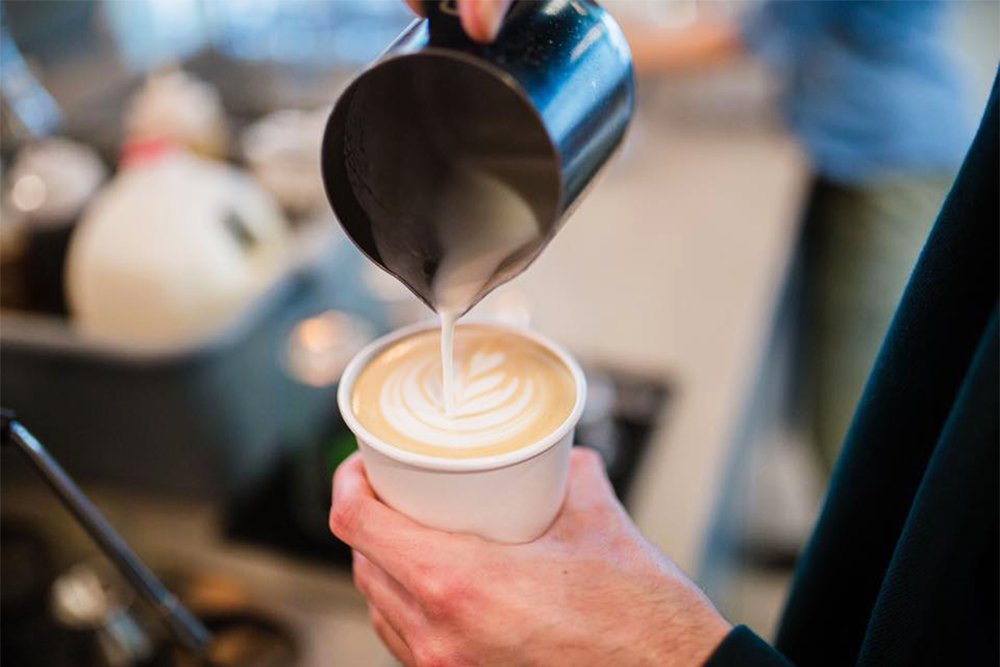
[351,325,575,459]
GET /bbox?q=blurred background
[1,1,996,665]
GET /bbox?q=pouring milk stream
[428,169,540,415]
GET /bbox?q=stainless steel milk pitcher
[322,0,635,313]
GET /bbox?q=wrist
[647,591,733,667]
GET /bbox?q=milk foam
[352,325,575,458]
[380,343,540,448]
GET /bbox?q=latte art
[382,347,539,446]
[352,325,575,458]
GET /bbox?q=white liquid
[440,308,458,415]
[431,170,540,414]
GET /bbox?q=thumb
[564,447,618,513]
[536,448,622,544]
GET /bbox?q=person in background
[627,0,975,469]
[333,2,997,665]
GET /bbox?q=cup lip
[338,318,586,472]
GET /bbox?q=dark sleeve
[704,626,795,667]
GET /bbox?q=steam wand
[1,408,212,659]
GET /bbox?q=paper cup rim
[338,319,587,472]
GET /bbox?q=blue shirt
[742,1,973,185]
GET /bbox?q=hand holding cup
[330,448,732,666]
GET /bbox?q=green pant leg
[805,176,952,469]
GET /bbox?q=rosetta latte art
[352,325,576,459]
[382,347,541,448]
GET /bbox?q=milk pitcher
[322,0,635,313]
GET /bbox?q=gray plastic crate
[0,229,385,499]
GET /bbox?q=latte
[351,324,576,459]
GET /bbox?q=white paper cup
[337,320,587,543]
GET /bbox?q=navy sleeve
[704,625,795,667]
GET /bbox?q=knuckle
[368,606,385,632]
[419,573,478,624]
[329,498,360,539]
[418,576,456,619]
[412,640,452,667]
[352,564,369,596]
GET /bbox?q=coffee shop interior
[1,1,997,665]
